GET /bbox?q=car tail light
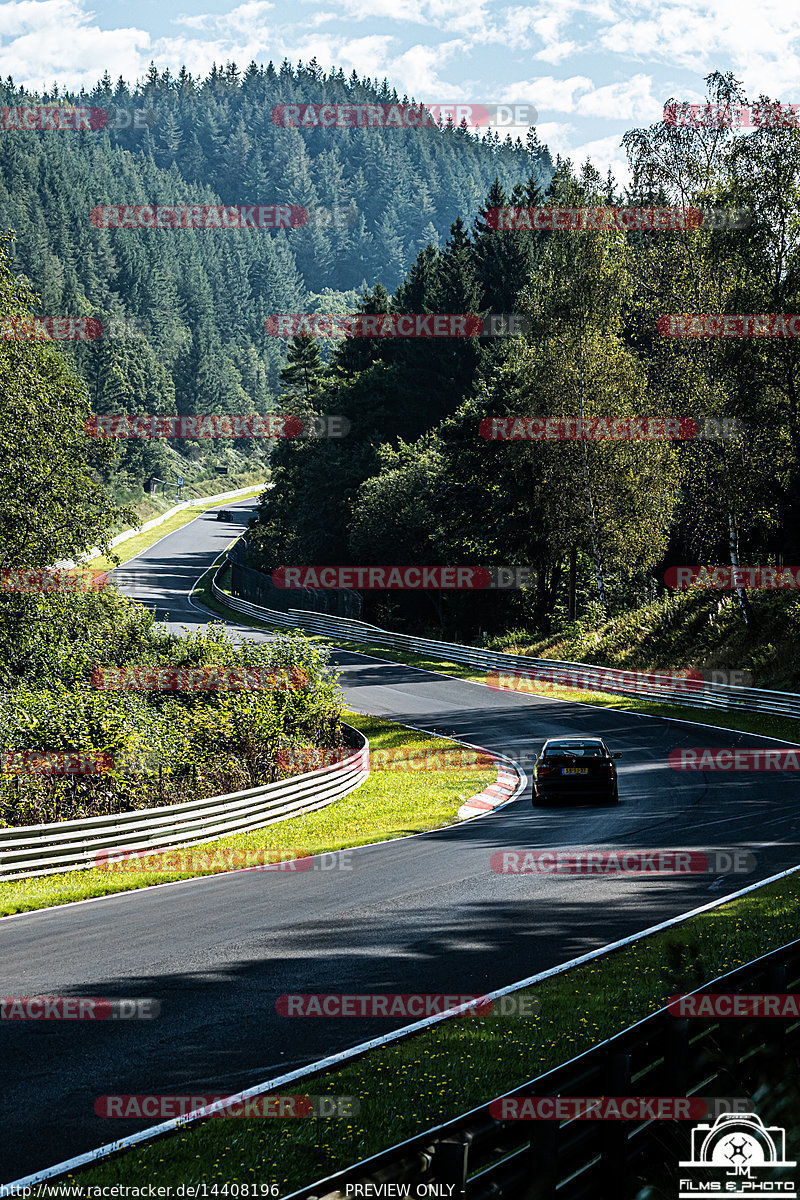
[536,764,552,776]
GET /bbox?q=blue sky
[0,0,794,183]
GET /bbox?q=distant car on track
[532,737,621,805]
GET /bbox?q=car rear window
[545,744,605,757]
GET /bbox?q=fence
[286,939,800,1200]
[225,543,363,619]
[210,568,800,721]
[0,725,368,882]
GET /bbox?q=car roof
[544,737,605,745]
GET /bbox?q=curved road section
[2,499,799,1180]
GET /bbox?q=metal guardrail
[285,939,800,1200]
[211,568,800,720]
[0,726,368,881]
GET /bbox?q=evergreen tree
[279,335,326,404]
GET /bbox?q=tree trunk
[728,513,756,628]
[578,353,610,618]
[568,547,577,622]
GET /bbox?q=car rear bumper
[534,784,617,802]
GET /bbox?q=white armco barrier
[0,726,367,881]
[211,568,800,720]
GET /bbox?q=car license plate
[563,767,588,775]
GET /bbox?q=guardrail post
[432,1132,471,1197]
[600,1052,631,1194]
[767,962,789,1062]
[524,1120,559,1199]
[664,1015,689,1094]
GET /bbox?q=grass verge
[59,868,800,1193]
[0,712,497,918]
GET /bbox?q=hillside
[491,590,800,693]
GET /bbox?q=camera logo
[679,1112,795,1197]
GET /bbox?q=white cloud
[506,75,594,112]
[534,120,578,145]
[176,2,274,33]
[389,41,469,99]
[574,75,662,122]
[0,1,151,92]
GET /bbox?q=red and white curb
[459,761,522,819]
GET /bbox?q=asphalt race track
[3,499,800,1181]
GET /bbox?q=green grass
[59,868,800,1195]
[0,712,497,917]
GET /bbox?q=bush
[0,618,345,826]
